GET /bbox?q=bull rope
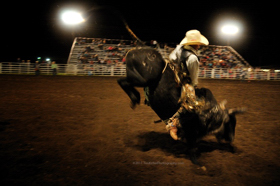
[121,17,145,46]
[162,61,168,74]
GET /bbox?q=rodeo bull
[118,48,245,165]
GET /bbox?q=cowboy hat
[180,30,209,46]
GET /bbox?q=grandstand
[67,37,252,69]
[67,37,133,65]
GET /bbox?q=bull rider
[167,29,209,140]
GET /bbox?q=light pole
[221,24,239,46]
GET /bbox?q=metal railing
[0,62,279,80]
[198,68,280,80]
[0,63,126,76]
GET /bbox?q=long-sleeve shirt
[169,45,199,86]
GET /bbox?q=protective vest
[176,46,199,85]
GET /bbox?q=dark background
[1,1,276,67]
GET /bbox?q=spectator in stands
[98,43,103,50]
[238,67,246,80]
[106,46,116,52]
[85,45,91,52]
[100,58,105,65]
[51,61,58,76]
[34,61,40,76]
[80,56,87,64]
[77,52,82,60]
[92,54,99,63]
[81,38,86,44]
[83,51,89,61]
[89,60,94,65]
[107,59,112,65]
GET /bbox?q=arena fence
[0,62,279,80]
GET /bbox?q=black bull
[118,48,244,165]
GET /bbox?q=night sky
[1,1,276,67]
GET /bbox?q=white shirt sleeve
[186,54,199,86]
[169,45,182,62]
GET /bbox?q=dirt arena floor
[0,75,279,185]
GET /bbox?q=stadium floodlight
[220,22,241,45]
[61,10,85,25]
[221,25,239,35]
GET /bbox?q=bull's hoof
[130,94,140,109]
[130,101,138,109]
[144,99,150,106]
[228,143,237,153]
[189,148,201,166]
[190,155,201,166]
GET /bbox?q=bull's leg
[187,140,201,166]
[189,148,199,165]
[118,67,149,109]
[117,77,140,109]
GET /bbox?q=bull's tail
[228,107,247,115]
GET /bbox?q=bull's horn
[228,107,247,114]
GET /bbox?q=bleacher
[67,37,251,69]
[198,45,251,69]
[67,37,135,65]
